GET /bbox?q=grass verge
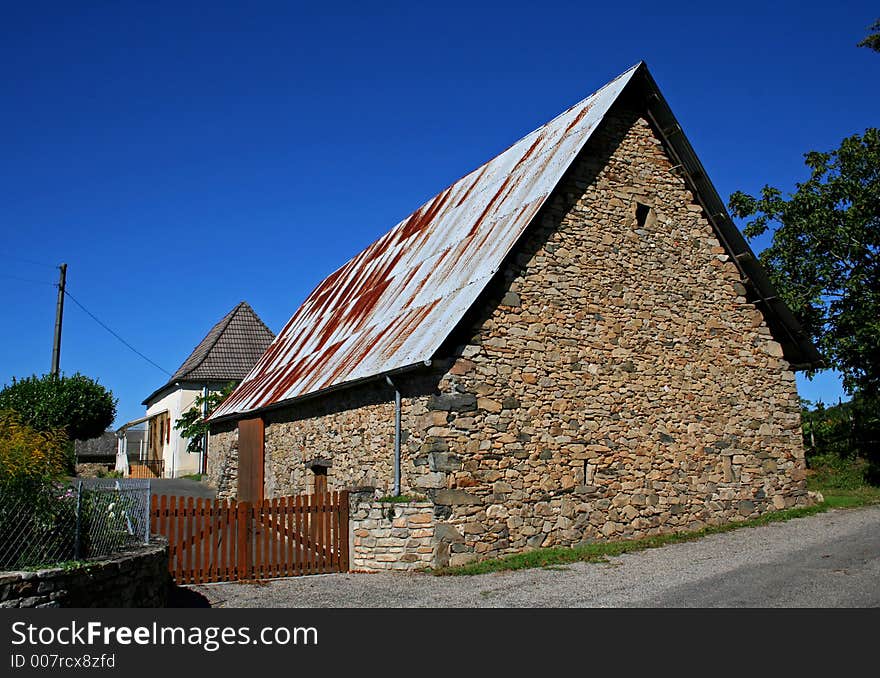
[432,481,880,577]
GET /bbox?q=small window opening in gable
[583,461,595,485]
[635,202,656,230]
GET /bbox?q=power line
[63,289,172,376]
[0,254,58,269]
[0,273,54,286]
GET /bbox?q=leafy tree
[728,128,880,399]
[0,373,117,441]
[857,18,880,52]
[174,382,236,455]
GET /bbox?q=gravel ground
[188,505,880,608]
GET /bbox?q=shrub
[806,453,870,490]
[0,373,116,442]
[0,410,70,485]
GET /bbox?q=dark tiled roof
[143,302,275,405]
[74,431,117,459]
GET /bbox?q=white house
[117,301,275,478]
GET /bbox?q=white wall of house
[145,387,203,478]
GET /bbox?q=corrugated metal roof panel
[211,64,640,419]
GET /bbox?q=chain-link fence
[0,478,151,570]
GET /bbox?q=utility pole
[51,263,67,377]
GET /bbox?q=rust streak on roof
[211,63,642,420]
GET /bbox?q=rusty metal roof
[211,64,641,420]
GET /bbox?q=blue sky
[1,1,875,428]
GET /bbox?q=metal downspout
[201,385,209,475]
[386,376,402,496]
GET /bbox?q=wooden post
[237,501,249,580]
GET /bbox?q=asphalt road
[150,478,216,499]
[189,505,880,608]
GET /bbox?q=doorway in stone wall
[306,459,331,495]
[237,417,264,503]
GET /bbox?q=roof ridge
[211,64,643,419]
[176,302,244,380]
[237,300,275,339]
[305,64,647,289]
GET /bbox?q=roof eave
[207,360,431,425]
[633,65,823,370]
[142,378,230,406]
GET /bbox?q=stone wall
[0,539,169,608]
[349,494,435,571]
[75,463,114,478]
[208,104,810,568]
[419,107,809,565]
[207,421,238,499]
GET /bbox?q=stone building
[206,63,821,569]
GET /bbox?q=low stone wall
[75,463,114,478]
[0,539,169,608]
[350,495,436,571]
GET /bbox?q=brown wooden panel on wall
[237,417,264,503]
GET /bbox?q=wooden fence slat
[264,499,271,578]
[223,499,230,581]
[166,495,174,582]
[188,498,196,584]
[327,491,334,570]
[237,501,249,580]
[215,499,223,582]
[304,494,311,577]
[271,499,278,578]
[276,497,284,577]
[193,498,202,584]
[250,503,258,580]
[281,498,288,577]
[258,503,262,579]
[204,499,212,582]
[252,502,258,580]
[332,491,339,570]
[282,497,292,577]
[261,499,269,579]
[320,491,328,572]
[174,496,182,584]
[216,499,224,583]
[294,494,302,577]
[313,492,321,574]
[168,496,178,582]
[323,492,331,574]
[200,497,207,584]
[339,490,350,572]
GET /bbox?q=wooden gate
[151,492,349,584]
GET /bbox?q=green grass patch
[816,485,880,508]
[432,473,880,577]
[180,473,203,481]
[22,559,90,572]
